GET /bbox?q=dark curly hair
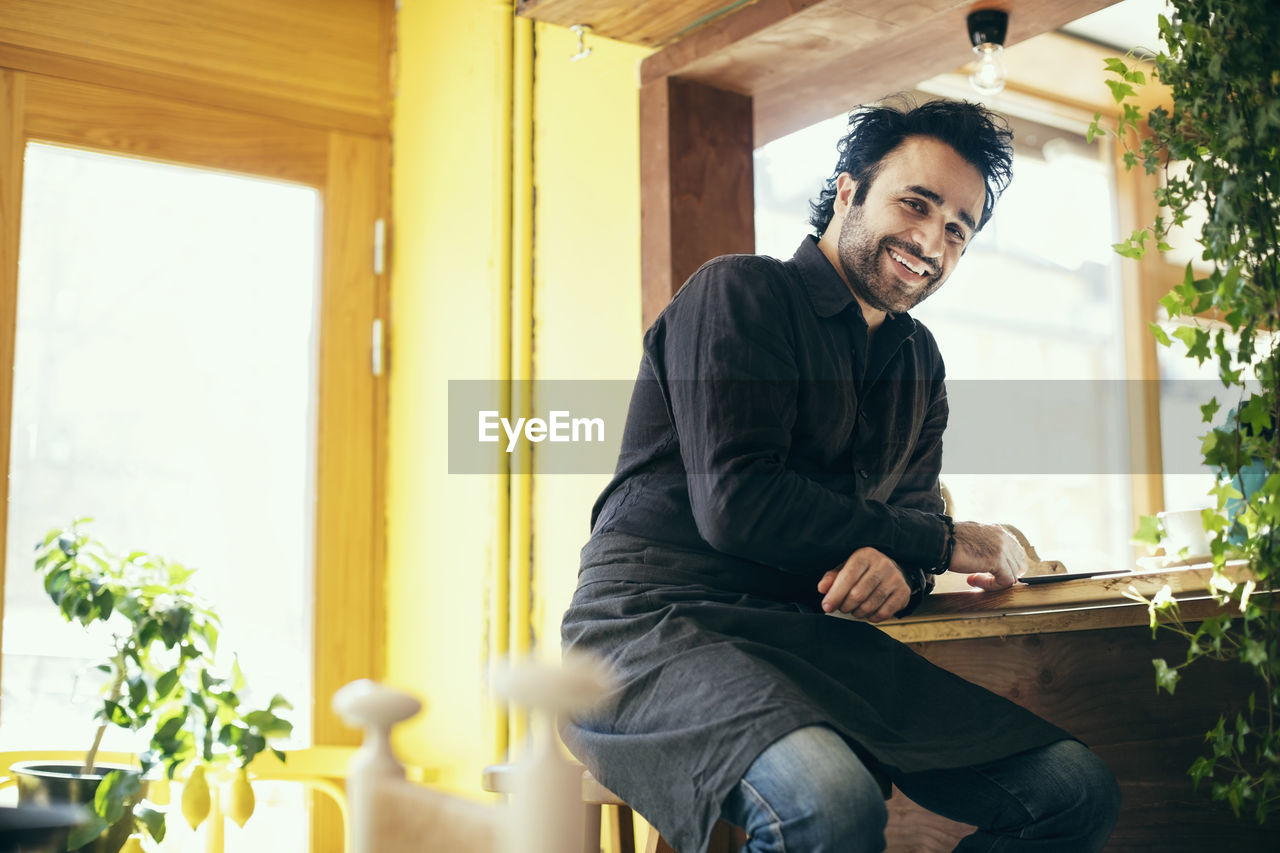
[808,97,1014,236]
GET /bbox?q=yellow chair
[1,747,361,852]
[481,761,742,853]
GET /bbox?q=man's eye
[948,226,966,242]
[904,199,925,213]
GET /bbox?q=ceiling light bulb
[970,43,1007,96]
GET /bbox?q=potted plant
[1090,0,1278,824]
[12,520,294,851]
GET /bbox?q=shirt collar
[791,235,917,337]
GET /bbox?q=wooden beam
[639,77,755,328]
[516,0,814,48]
[640,0,1122,145]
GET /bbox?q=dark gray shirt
[585,235,949,603]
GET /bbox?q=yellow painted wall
[529,22,648,656]
[387,0,508,791]
[388,1,647,792]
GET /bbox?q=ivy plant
[34,520,293,849]
[1088,0,1279,824]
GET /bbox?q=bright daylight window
[755,100,1134,585]
[1,143,319,850]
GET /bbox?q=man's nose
[912,218,945,264]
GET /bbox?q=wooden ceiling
[518,0,1124,144]
[518,0,818,48]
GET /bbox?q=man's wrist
[893,567,932,618]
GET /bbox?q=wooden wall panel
[884,627,1276,852]
[639,77,754,328]
[0,0,392,135]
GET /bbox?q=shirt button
[857,469,869,479]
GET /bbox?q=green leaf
[1241,639,1267,668]
[198,620,219,656]
[1104,57,1129,76]
[97,588,114,620]
[1189,755,1214,789]
[127,674,147,709]
[1149,322,1172,347]
[1133,515,1162,547]
[133,804,167,844]
[1200,398,1220,423]
[267,693,294,713]
[1171,325,1211,363]
[1240,396,1272,437]
[93,770,139,824]
[104,700,132,727]
[1106,79,1136,103]
[244,710,294,737]
[155,708,188,742]
[66,815,110,850]
[155,668,180,699]
[1154,658,1180,695]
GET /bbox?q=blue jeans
[720,726,1120,852]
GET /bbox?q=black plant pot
[10,763,146,853]
[0,804,87,853]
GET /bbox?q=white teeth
[889,248,927,276]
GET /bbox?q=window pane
[1,143,319,760]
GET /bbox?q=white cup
[1158,509,1211,560]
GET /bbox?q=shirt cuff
[886,508,950,570]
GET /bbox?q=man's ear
[820,172,857,243]
[834,172,857,214]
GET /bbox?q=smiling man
[561,99,1120,853]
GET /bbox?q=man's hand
[817,547,910,622]
[949,522,1026,591]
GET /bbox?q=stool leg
[708,819,741,853]
[643,830,677,853]
[609,804,636,853]
[584,803,602,853]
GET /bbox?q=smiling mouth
[887,247,933,281]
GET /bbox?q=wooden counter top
[875,561,1256,643]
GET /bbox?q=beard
[836,204,942,315]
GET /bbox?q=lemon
[121,836,145,853]
[227,767,256,828]
[181,764,211,829]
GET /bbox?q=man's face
[831,135,987,315]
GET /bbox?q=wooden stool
[482,763,742,853]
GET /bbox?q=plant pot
[0,804,88,853]
[10,762,147,853]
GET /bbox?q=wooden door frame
[0,68,386,763]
